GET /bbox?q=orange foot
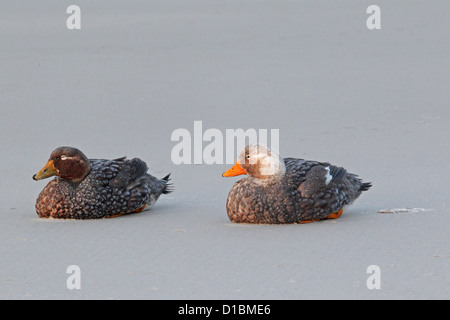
[107,204,147,218]
[326,208,343,219]
[300,219,321,224]
[133,204,147,213]
[107,212,126,218]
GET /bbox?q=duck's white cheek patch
[260,162,279,176]
[325,166,332,185]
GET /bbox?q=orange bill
[222,161,247,177]
[33,160,58,180]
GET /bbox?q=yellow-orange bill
[33,160,58,180]
[222,162,247,177]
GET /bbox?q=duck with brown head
[33,146,172,219]
[33,147,90,183]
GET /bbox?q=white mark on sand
[377,208,434,214]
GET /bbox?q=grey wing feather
[128,158,149,181]
[297,164,346,198]
[297,165,326,197]
[109,158,148,189]
[328,165,347,182]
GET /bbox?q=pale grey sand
[0,1,449,299]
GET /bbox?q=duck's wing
[284,157,319,187]
[297,164,347,198]
[108,158,149,189]
[283,158,348,198]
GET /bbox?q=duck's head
[33,146,90,183]
[222,144,285,179]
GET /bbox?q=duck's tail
[360,182,372,192]
[161,173,173,194]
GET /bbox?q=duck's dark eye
[246,155,251,159]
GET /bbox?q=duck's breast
[226,177,304,224]
[35,179,75,218]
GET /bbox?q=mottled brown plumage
[223,145,371,224]
[33,146,172,219]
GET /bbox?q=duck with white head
[222,144,371,224]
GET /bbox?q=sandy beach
[0,1,448,299]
